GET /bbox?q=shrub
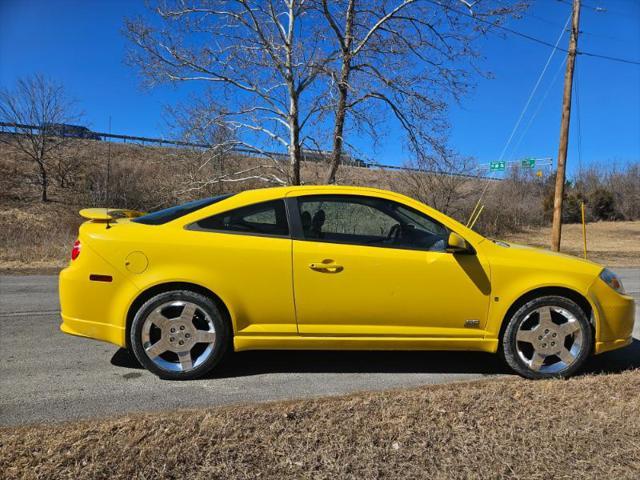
[589,188,617,221]
[562,192,585,223]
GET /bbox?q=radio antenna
[106,116,112,229]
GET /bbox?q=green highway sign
[490,161,506,171]
[521,158,535,169]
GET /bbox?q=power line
[523,12,630,44]
[424,0,640,66]
[527,12,567,27]
[525,12,637,49]
[556,0,632,16]
[573,60,584,172]
[509,56,568,160]
[557,0,602,12]
[579,50,640,65]
[496,14,572,163]
[464,20,568,226]
[463,14,571,227]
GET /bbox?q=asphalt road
[1,269,639,426]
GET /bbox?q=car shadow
[582,338,640,374]
[111,339,640,379]
[110,348,144,369]
[213,350,514,378]
[111,347,510,377]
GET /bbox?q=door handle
[309,261,344,273]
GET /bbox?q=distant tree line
[2,122,637,240]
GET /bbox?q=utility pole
[551,0,581,251]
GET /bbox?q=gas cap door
[125,251,148,274]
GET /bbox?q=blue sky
[1,0,638,176]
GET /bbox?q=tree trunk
[325,77,349,184]
[39,162,49,202]
[288,87,302,185]
[325,0,355,185]
[289,120,302,185]
[285,1,302,186]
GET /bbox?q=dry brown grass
[2,370,640,479]
[504,221,640,267]
[0,200,81,273]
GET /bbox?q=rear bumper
[589,278,636,355]
[59,259,137,348]
[60,313,125,346]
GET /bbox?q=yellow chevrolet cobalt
[59,186,635,380]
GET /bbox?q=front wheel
[130,290,230,380]
[501,295,593,379]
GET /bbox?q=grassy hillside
[0,139,403,273]
[1,138,638,272]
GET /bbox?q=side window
[195,199,289,236]
[297,195,448,251]
[299,198,396,239]
[394,205,449,242]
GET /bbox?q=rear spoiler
[79,208,144,222]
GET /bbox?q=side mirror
[446,232,474,254]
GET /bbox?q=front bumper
[588,277,636,355]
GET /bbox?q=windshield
[133,194,234,225]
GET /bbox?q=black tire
[501,295,593,379]
[130,290,230,380]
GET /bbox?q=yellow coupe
[59,186,635,380]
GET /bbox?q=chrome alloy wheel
[141,301,217,373]
[515,306,584,374]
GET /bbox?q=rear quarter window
[193,199,289,237]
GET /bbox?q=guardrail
[0,121,500,180]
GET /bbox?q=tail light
[71,239,81,260]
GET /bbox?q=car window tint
[196,199,289,236]
[133,194,234,225]
[300,200,396,237]
[297,195,447,251]
[395,205,449,238]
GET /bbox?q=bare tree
[126,1,524,187]
[318,0,525,183]
[396,151,475,217]
[125,0,330,185]
[165,96,242,194]
[163,97,287,195]
[0,74,81,201]
[608,163,640,220]
[52,144,82,189]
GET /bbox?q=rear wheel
[130,290,230,380]
[501,295,592,379]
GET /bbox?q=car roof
[237,184,400,198]
[174,185,409,227]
